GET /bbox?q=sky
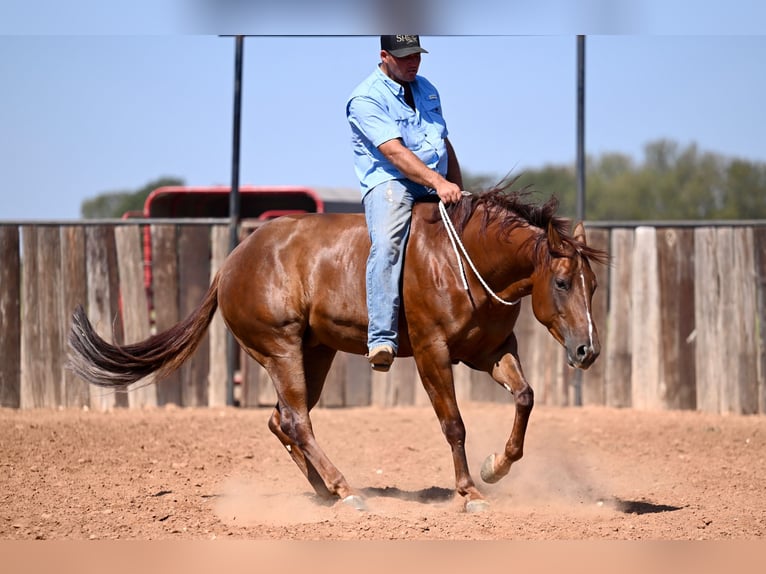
[1,2,765,221]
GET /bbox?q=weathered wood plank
[605,229,633,408]
[631,227,662,410]
[254,359,277,407]
[319,351,346,408]
[470,369,508,403]
[20,227,64,408]
[656,228,696,410]
[507,298,535,403]
[115,225,156,408]
[177,226,211,406]
[20,227,40,408]
[37,226,66,407]
[61,226,89,408]
[755,227,766,415]
[514,299,542,402]
[150,225,182,406]
[729,228,758,414]
[85,226,122,410]
[694,227,721,413]
[452,362,472,405]
[208,225,229,407]
[239,351,259,408]
[0,226,21,408]
[320,351,373,408]
[716,228,737,413]
[342,353,372,407]
[20,227,41,408]
[391,356,418,406]
[38,227,64,408]
[581,228,610,405]
[519,297,566,406]
[239,351,274,408]
[371,357,418,406]
[704,227,758,415]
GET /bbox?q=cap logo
[396,35,419,46]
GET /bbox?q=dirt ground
[1,402,765,540]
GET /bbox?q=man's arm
[378,138,463,204]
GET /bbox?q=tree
[81,176,185,219]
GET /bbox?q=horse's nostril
[576,344,590,359]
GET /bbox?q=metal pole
[226,35,244,407]
[573,35,586,407]
[576,35,586,223]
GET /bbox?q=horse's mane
[441,178,609,265]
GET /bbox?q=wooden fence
[1,221,764,414]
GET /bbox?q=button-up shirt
[347,65,449,196]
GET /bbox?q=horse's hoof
[465,499,491,513]
[341,495,367,511]
[480,453,501,484]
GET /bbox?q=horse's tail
[68,272,221,389]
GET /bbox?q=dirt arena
[1,402,764,540]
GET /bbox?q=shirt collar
[375,64,412,97]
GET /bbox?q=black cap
[380,35,428,57]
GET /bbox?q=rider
[347,35,464,371]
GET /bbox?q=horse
[68,184,609,513]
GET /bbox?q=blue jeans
[363,179,435,353]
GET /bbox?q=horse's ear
[573,221,587,245]
[547,221,564,252]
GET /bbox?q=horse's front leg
[480,337,534,484]
[413,345,489,513]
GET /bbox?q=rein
[438,199,520,306]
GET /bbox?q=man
[347,35,464,372]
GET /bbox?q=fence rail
[1,221,764,414]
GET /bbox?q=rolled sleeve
[347,96,401,149]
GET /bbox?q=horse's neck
[410,203,538,300]
[461,217,538,298]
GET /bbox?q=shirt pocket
[422,98,447,140]
[393,110,426,149]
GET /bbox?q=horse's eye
[555,277,570,291]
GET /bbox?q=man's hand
[378,138,466,203]
[434,180,463,204]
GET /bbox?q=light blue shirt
[346,65,449,196]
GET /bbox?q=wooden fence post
[177,226,211,407]
[115,225,156,408]
[605,228,633,407]
[85,225,122,410]
[0,226,21,408]
[755,227,766,415]
[208,225,229,407]
[729,228,758,414]
[151,224,182,406]
[61,226,89,407]
[582,227,610,405]
[630,227,662,410]
[19,227,65,408]
[656,228,697,410]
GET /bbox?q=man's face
[380,51,421,84]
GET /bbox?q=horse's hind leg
[263,346,360,506]
[267,345,337,500]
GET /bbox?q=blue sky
[1,3,765,220]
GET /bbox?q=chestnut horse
[68,187,608,512]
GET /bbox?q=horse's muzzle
[566,341,600,370]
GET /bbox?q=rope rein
[438,198,520,306]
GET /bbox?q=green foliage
[83,139,766,222]
[489,139,766,221]
[81,176,184,219]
